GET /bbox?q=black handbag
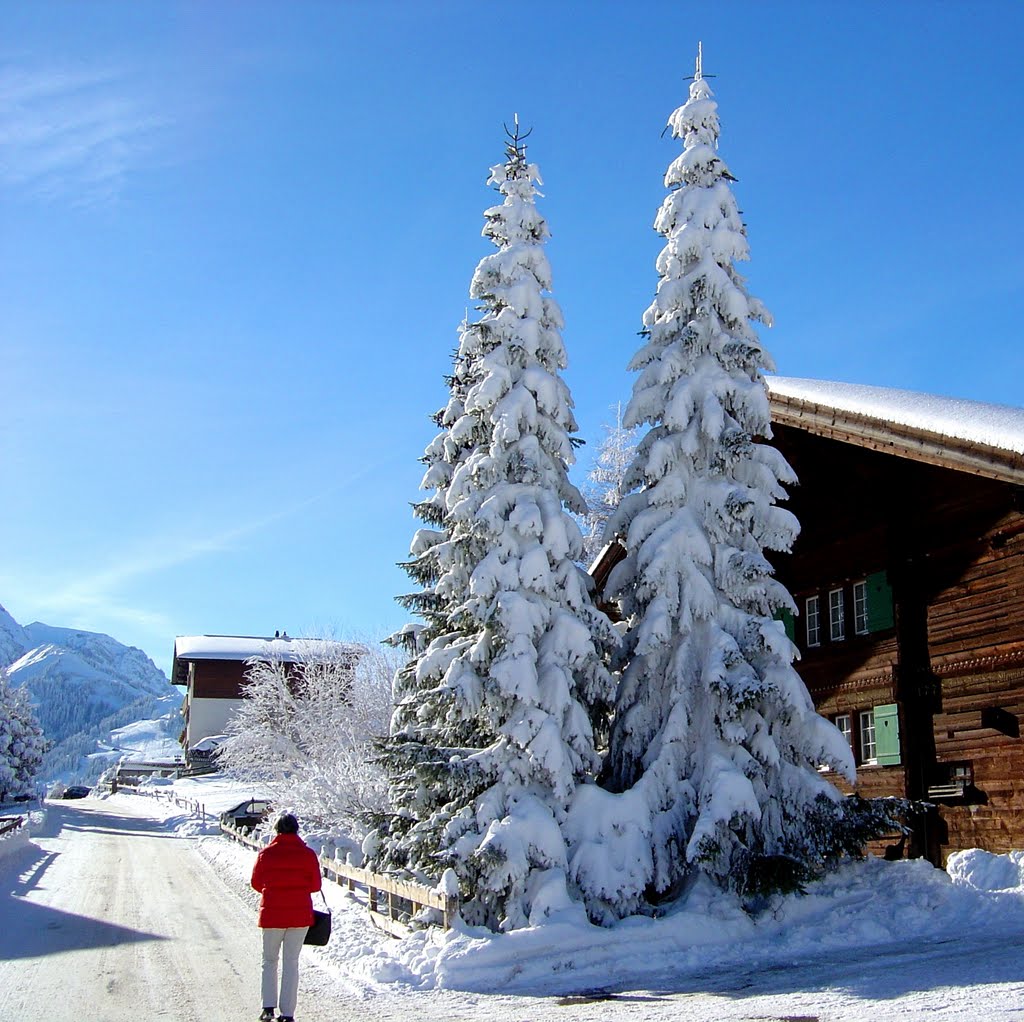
[304,893,331,946]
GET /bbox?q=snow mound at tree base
[361,854,1024,993]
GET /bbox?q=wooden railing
[221,821,458,936]
[118,785,210,821]
[0,816,25,838]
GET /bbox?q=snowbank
[946,847,1024,891]
[0,806,44,861]
[0,821,31,861]
[353,855,1024,993]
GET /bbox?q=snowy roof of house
[173,634,363,664]
[765,376,1024,485]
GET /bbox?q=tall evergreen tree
[567,50,856,921]
[376,123,618,930]
[0,668,47,800]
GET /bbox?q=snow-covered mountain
[0,602,181,784]
[0,603,30,666]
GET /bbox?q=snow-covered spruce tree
[374,123,619,931]
[566,52,856,921]
[0,667,47,800]
[578,404,641,565]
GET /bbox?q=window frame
[859,709,878,765]
[829,587,846,642]
[853,580,869,635]
[834,712,852,747]
[805,594,821,648]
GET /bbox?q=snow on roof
[173,635,363,663]
[766,376,1024,455]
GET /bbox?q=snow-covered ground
[93,708,184,764]
[89,775,1024,1021]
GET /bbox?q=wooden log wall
[773,423,1024,860]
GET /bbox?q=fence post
[442,894,459,930]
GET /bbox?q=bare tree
[218,637,402,837]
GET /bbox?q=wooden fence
[0,816,25,838]
[221,821,458,937]
[119,785,210,822]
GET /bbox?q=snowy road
[0,798,352,1022]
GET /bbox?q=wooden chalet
[173,634,364,751]
[591,377,1024,866]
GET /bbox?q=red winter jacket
[250,832,323,929]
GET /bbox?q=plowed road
[0,798,348,1022]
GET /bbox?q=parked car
[61,785,91,799]
[220,798,272,832]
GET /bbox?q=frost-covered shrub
[218,639,397,838]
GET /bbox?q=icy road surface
[0,798,352,1022]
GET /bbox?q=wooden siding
[929,524,1024,672]
[771,423,1024,861]
[191,659,248,699]
[931,667,1024,861]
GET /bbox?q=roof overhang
[171,635,366,686]
[767,381,1024,486]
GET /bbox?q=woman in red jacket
[250,813,322,1022]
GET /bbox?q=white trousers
[261,926,306,1016]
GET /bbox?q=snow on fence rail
[0,816,25,838]
[220,820,458,936]
[119,786,210,822]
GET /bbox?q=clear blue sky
[2,1,1022,676]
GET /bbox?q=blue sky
[2,1,1023,675]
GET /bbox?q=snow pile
[946,847,1024,891]
[358,856,1024,993]
[0,806,44,861]
[0,821,31,861]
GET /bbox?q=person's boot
[259,1010,275,1021]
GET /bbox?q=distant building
[592,377,1024,866]
[172,634,364,750]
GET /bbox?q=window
[853,580,869,634]
[859,710,877,764]
[805,595,821,647]
[829,588,845,641]
[835,713,852,747]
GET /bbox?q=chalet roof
[173,634,363,665]
[766,376,1024,485]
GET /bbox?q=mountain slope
[22,622,170,698]
[0,603,29,666]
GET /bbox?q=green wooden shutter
[774,607,796,641]
[865,570,895,632]
[874,703,901,765]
